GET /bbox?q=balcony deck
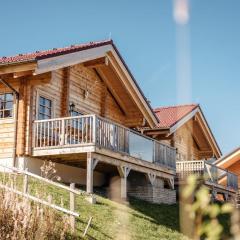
[32,115,176,177]
[176,160,238,197]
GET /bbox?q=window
[176,152,187,161]
[38,96,52,120]
[0,93,14,118]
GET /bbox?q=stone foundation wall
[128,185,176,205]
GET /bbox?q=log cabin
[142,104,238,200]
[0,40,177,204]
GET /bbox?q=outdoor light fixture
[69,102,75,113]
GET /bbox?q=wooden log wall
[0,78,19,161]
[68,64,125,124]
[159,123,208,161]
[0,62,144,161]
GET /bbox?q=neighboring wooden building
[0,40,176,204]
[142,104,238,200]
[144,104,222,160]
[215,147,240,188]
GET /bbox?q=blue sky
[0,0,239,154]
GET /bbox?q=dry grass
[0,167,78,240]
[0,188,74,240]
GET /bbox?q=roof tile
[154,104,198,128]
[0,40,112,65]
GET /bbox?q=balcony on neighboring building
[176,160,238,195]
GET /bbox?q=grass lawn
[0,173,231,239]
[29,179,187,239]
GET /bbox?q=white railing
[33,115,95,149]
[176,160,238,191]
[33,115,176,169]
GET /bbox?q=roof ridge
[154,103,199,112]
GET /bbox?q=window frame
[0,92,14,119]
[36,90,55,120]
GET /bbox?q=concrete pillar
[117,166,131,200]
[86,153,98,194]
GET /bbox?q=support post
[117,166,131,200]
[211,188,217,202]
[223,192,229,202]
[169,178,174,190]
[86,153,98,194]
[70,183,75,232]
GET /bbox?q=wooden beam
[61,67,70,117]
[93,150,175,178]
[195,113,220,158]
[13,70,34,78]
[83,57,108,68]
[106,52,158,128]
[117,166,131,199]
[86,152,94,194]
[100,85,107,117]
[16,78,28,156]
[28,72,52,85]
[0,62,37,75]
[185,124,202,151]
[96,68,127,115]
[146,173,156,186]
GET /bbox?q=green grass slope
[30,180,187,240]
[1,173,186,239]
[0,173,231,239]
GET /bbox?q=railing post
[23,171,28,194]
[61,118,65,145]
[92,115,96,145]
[164,146,167,166]
[70,183,75,232]
[33,122,36,148]
[152,141,155,163]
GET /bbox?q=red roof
[154,104,199,128]
[0,40,112,65]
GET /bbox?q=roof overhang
[195,107,222,158]
[0,41,159,128]
[214,147,240,168]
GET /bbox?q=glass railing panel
[227,172,238,190]
[128,131,154,162]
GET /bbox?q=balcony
[176,160,238,192]
[32,115,176,170]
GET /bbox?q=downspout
[0,78,19,167]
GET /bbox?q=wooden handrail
[33,114,95,123]
[33,114,176,150]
